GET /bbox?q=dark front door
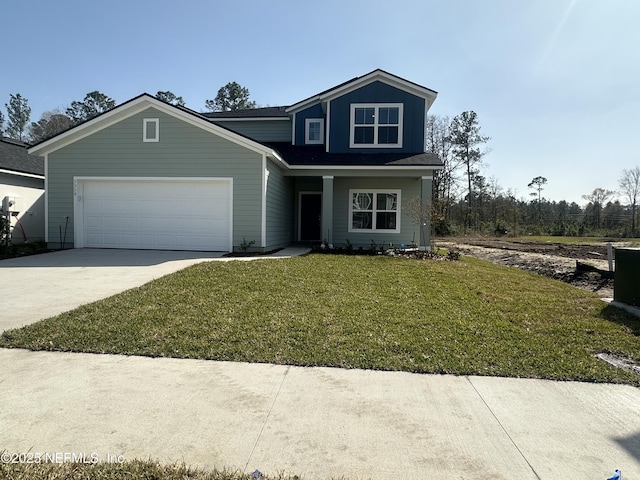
[300,193,322,242]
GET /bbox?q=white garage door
[78,178,232,251]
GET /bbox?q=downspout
[261,154,267,249]
[325,101,331,153]
[44,153,49,243]
[291,112,296,144]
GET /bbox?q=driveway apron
[0,249,224,332]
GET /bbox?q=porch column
[420,176,433,250]
[322,176,334,245]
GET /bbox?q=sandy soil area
[437,238,622,298]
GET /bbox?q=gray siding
[47,107,264,248]
[213,119,291,143]
[265,159,294,249]
[329,81,426,153]
[332,177,423,248]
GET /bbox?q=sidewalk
[1,348,638,479]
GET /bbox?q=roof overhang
[283,165,442,178]
[211,117,290,122]
[0,168,45,180]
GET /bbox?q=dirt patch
[437,238,621,298]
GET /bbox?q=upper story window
[349,103,403,148]
[305,118,324,144]
[143,118,159,142]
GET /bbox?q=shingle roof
[265,143,442,167]
[203,106,290,119]
[0,137,44,176]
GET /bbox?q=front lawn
[1,254,639,384]
[0,458,296,480]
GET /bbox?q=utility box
[614,248,640,307]
[2,196,23,213]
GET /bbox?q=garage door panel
[86,233,104,245]
[85,215,104,228]
[119,217,137,229]
[80,179,231,251]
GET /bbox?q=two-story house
[28,69,441,252]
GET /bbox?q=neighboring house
[0,137,45,244]
[28,69,441,252]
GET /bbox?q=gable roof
[286,69,438,114]
[0,137,44,177]
[27,94,285,166]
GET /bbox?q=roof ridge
[1,136,31,147]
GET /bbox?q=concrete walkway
[0,349,638,479]
[1,247,639,479]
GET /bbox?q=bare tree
[426,115,461,222]
[619,166,640,233]
[582,188,615,229]
[403,195,431,249]
[28,110,73,143]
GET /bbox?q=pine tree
[5,93,31,142]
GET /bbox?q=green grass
[1,254,639,384]
[0,458,302,480]
[512,235,640,245]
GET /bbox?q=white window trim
[143,118,159,142]
[305,118,324,145]
[349,103,403,148]
[348,189,401,233]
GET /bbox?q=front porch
[290,174,433,249]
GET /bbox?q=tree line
[427,112,640,238]
[0,82,255,144]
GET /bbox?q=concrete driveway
[0,248,224,332]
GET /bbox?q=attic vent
[143,118,159,142]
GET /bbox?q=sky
[2,0,639,206]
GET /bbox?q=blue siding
[328,81,426,153]
[294,103,325,146]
